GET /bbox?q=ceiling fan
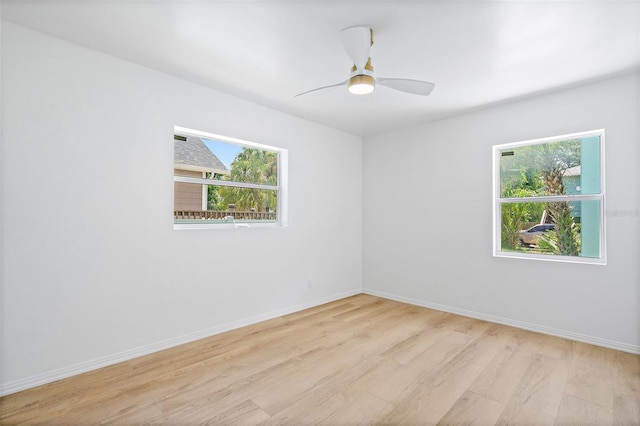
[296,25,435,97]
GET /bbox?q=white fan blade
[295,80,347,97]
[378,78,435,96]
[341,25,371,71]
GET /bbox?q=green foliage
[536,140,581,176]
[539,202,581,256]
[500,139,582,255]
[207,185,223,210]
[501,189,545,250]
[211,148,278,212]
[226,148,277,186]
[206,173,225,211]
[500,140,580,196]
[500,171,545,249]
[501,167,545,197]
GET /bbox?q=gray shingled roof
[174,136,229,174]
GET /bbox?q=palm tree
[536,141,581,255]
[219,148,278,211]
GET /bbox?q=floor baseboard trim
[0,289,361,396]
[363,288,640,355]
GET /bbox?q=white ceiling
[2,1,639,136]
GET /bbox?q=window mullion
[499,194,602,204]
[174,176,279,191]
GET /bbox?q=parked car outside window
[518,224,555,247]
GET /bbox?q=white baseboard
[363,288,640,355]
[0,289,361,396]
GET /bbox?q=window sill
[173,222,285,230]
[494,250,606,265]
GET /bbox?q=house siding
[174,169,204,211]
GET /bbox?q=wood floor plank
[368,330,473,404]
[257,390,345,426]
[611,348,640,425]
[154,399,270,426]
[468,346,535,405]
[436,390,505,426]
[555,393,613,426]
[1,294,638,425]
[613,349,640,392]
[318,392,393,425]
[0,379,68,424]
[612,390,640,426]
[496,403,556,426]
[432,312,492,339]
[257,356,382,425]
[378,358,486,424]
[379,325,449,366]
[495,353,570,424]
[248,348,353,416]
[348,358,424,404]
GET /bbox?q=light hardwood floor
[1,294,639,425]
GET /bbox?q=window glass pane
[500,200,600,258]
[500,136,600,198]
[175,136,278,186]
[201,139,278,186]
[174,183,277,224]
[174,136,230,178]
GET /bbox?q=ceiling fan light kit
[348,74,375,95]
[296,25,435,98]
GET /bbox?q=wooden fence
[174,210,276,221]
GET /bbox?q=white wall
[363,71,640,353]
[0,22,362,393]
[2,20,638,397]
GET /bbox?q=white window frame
[173,126,288,230]
[493,129,606,264]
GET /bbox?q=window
[173,126,288,229]
[493,130,605,264]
